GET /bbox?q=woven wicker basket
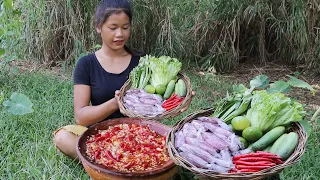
[118,72,193,120]
[166,108,308,180]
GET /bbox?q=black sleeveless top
[73,53,140,120]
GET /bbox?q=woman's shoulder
[75,53,96,67]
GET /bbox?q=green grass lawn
[0,71,319,179]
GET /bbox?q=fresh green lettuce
[148,55,182,88]
[130,55,182,89]
[246,91,305,132]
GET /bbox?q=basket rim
[117,72,193,120]
[166,108,309,178]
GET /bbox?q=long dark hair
[95,0,144,56]
[95,0,132,28]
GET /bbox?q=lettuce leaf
[245,91,305,132]
[148,55,182,87]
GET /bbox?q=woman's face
[97,11,131,51]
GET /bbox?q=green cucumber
[262,144,272,152]
[163,80,176,100]
[269,133,289,154]
[252,126,286,151]
[174,79,187,97]
[274,132,299,160]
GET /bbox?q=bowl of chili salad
[76,118,177,180]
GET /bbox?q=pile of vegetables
[246,91,304,133]
[130,55,182,90]
[123,55,188,117]
[174,74,313,174]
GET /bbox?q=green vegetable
[252,126,286,151]
[174,79,187,97]
[163,80,176,99]
[138,66,151,89]
[130,66,143,89]
[130,56,151,89]
[262,144,272,152]
[246,91,305,132]
[155,85,166,95]
[269,134,288,154]
[216,86,253,123]
[270,132,299,160]
[148,55,182,88]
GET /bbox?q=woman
[54,0,145,159]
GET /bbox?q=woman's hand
[180,91,196,112]
[114,90,125,114]
[114,90,120,102]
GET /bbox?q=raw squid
[185,137,218,156]
[181,123,198,138]
[202,132,229,150]
[191,120,207,132]
[180,152,208,168]
[174,131,185,148]
[123,89,165,117]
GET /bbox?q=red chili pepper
[142,143,157,149]
[233,153,260,160]
[236,157,274,162]
[94,149,101,159]
[163,98,184,109]
[271,158,283,164]
[105,150,117,162]
[127,134,134,141]
[162,96,181,106]
[162,100,176,107]
[233,160,276,166]
[116,153,123,161]
[163,98,183,108]
[141,162,149,169]
[166,93,177,102]
[123,161,134,169]
[236,165,273,170]
[94,136,107,142]
[165,102,183,111]
[233,152,279,160]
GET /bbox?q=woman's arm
[73,84,118,126]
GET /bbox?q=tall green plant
[1,0,320,73]
[0,0,23,76]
